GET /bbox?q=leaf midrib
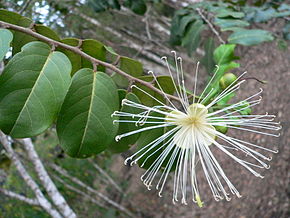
[9,52,52,134]
[77,72,97,156]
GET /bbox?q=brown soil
[114,35,290,218]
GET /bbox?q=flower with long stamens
[111,51,280,207]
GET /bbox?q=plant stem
[0,20,180,102]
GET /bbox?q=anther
[121,99,127,106]
[124,157,131,165]
[225,196,231,201]
[115,135,121,142]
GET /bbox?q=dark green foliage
[124,0,147,15]
[133,75,175,106]
[57,69,119,158]
[88,0,147,15]
[112,56,143,88]
[0,10,61,55]
[181,20,204,55]
[108,92,141,153]
[201,37,215,74]
[228,29,274,45]
[88,0,121,12]
[170,0,289,53]
[203,44,240,104]
[0,41,71,138]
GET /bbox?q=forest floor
[112,30,290,218]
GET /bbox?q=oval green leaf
[112,56,143,88]
[133,75,175,106]
[81,39,106,72]
[181,20,204,55]
[57,69,119,158]
[228,29,274,46]
[0,41,72,137]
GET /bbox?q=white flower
[111,52,280,207]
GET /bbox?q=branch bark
[16,138,76,218]
[0,20,180,102]
[52,174,107,210]
[0,131,63,218]
[88,159,123,194]
[196,8,226,44]
[0,187,39,206]
[50,163,135,218]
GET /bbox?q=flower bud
[219,73,237,90]
[215,125,228,134]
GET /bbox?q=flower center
[171,103,216,149]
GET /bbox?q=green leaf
[217,92,235,105]
[108,92,141,153]
[214,18,249,31]
[253,7,276,22]
[283,23,290,41]
[204,61,239,104]
[0,10,61,54]
[0,41,71,137]
[234,101,251,115]
[58,39,106,75]
[88,0,120,12]
[57,69,119,158]
[112,56,143,88]
[104,45,118,56]
[170,13,184,45]
[81,39,106,72]
[213,44,238,65]
[228,29,274,46]
[204,44,240,101]
[133,75,175,106]
[136,112,165,169]
[124,0,147,15]
[11,17,36,55]
[0,9,22,24]
[177,13,199,37]
[117,89,127,108]
[0,29,13,62]
[201,37,215,74]
[216,9,245,18]
[58,38,82,75]
[34,24,61,41]
[181,20,204,55]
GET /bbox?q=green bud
[215,125,228,134]
[219,73,237,90]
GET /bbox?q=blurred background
[0,0,289,217]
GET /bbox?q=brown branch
[196,8,225,44]
[240,77,267,84]
[0,20,180,102]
